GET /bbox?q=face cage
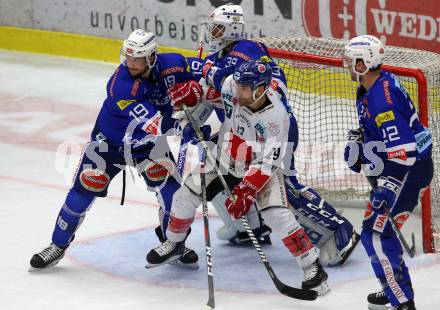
[207,22,226,42]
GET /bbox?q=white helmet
[121,29,158,68]
[343,35,385,77]
[206,3,244,53]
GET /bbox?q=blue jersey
[204,40,287,90]
[95,53,197,148]
[144,53,196,115]
[356,71,432,179]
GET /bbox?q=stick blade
[274,278,318,301]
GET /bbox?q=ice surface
[1,50,439,309]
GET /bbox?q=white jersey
[216,75,292,179]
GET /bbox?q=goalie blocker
[212,175,360,266]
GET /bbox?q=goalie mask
[121,29,158,69]
[206,3,244,53]
[343,35,385,81]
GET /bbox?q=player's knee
[65,188,96,213]
[143,158,176,189]
[261,206,299,235]
[171,185,201,215]
[75,168,111,196]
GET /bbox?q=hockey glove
[344,128,364,173]
[225,180,258,220]
[370,176,403,214]
[168,80,203,109]
[202,60,235,90]
[175,120,211,145]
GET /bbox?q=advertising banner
[1,0,439,53]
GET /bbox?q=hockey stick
[365,177,416,257]
[199,145,215,309]
[182,105,318,301]
[197,21,216,309]
[175,20,207,177]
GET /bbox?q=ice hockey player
[147,60,331,295]
[173,2,360,266]
[343,35,433,310]
[29,29,206,270]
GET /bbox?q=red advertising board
[302,0,440,52]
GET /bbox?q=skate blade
[28,260,61,272]
[368,303,392,310]
[145,255,181,269]
[168,259,199,270]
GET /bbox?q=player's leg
[285,176,360,266]
[257,171,330,295]
[30,141,122,269]
[212,191,272,244]
[139,143,200,269]
[363,158,433,310]
[146,168,236,267]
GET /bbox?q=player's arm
[185,57,204,82]
[366,92,417,212]
[226,117,289,219]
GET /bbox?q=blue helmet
[233,60,272,90]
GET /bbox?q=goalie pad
[212,191,272,244]
[285,176,358,266]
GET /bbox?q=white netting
[256,37,440,252]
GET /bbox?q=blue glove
[370,176,403,214]
[203,63,235,91]
[180,122,211,145]
[344,128,363,173]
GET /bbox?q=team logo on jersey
[267,122,280,136]
[145,158,175,182]
[117,99,136,110]
[375,111,395,127]
[79,169,110,192]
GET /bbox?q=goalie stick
[182,104,318,301]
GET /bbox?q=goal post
[256,37,440,253]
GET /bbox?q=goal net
[257,37,440,253]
